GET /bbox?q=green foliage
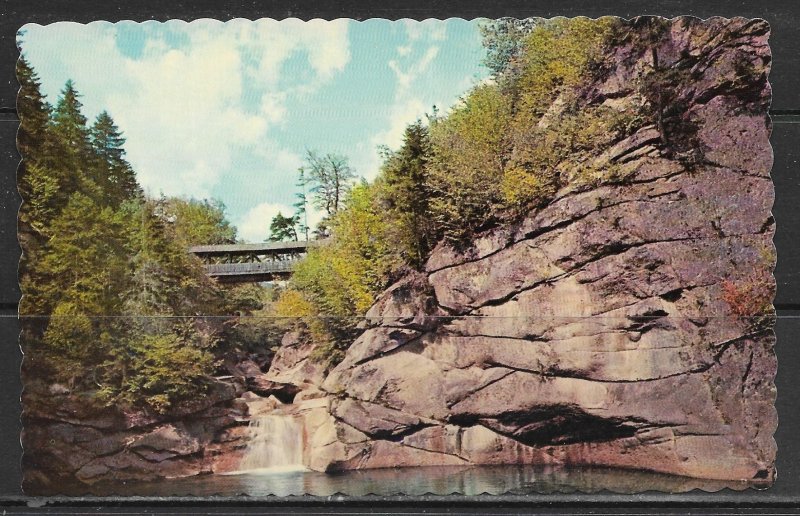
[501,105,637,211]
[17,56,51,163]
[269,211,299,242]
[479,18,540,77]
[513,18,617,124]
[105,334,215,413]
[20,162,60,236]
[43,302,97,363]
[158,197,237,247]
[376,120,434,268]
[34,193,131,316]
[49,80,94,199]
[424,18,632,241]
[18,68,262,412]
[125,199,224,319]
[427,83,512,241]
[276,183,404,367]
[90,111,142,205]
[290,183,401,318]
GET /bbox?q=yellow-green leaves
[276,182,405,365]
[515,18,616,120]
[428,83,512,240]
[114,334,214,413]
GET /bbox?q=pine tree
[269,211,299,241]
[90,111,141,205]
[52,80,90,154]
[49,80,93,201]
[17,55,51,161]
[379,120,433,267]
[17,56,59,240]
[38,193,131,317]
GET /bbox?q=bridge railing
[205,259,299,276]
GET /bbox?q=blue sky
[19,19,489,241]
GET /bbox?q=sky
[19,18,489,242]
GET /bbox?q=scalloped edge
[15,15,777,498]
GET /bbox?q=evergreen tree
[90,111,141,205]
[17,55,51,161]
[38,193,131,318]
[378,120,433,268]
[17,56,59,240]
[49,80,93,202]
[127,198,226,317]
[479,18,540,77]
[51,80,91,155]
[269,211,299,241]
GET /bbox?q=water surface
[87,465,749,497]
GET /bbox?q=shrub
[721,273,774,328]
[500,104,638,212]
[427,18,626,241]
[427,83,512,241]
[512,17,617,125]
[107,333,215,413]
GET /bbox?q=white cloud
[402,19,447,42]
[388,45,439,95]
[303,19,351,80]
[237,202,292,242]
[259,92,288,125]
[68,19,352,201]
[251,140,303,172]
[240,18,350,89]
[106,32,268,199]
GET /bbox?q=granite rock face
[294,17,776,483]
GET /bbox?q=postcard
[17,16,775,496]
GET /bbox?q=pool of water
[85,465,749,497]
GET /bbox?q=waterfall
[238,414,306,473]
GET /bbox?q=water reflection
[88,465,749,497]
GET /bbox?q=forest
[19,17,695,413]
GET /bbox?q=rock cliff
[281,17,776,484]
[22,378,253,492]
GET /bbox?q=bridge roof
[189,240,314,256]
